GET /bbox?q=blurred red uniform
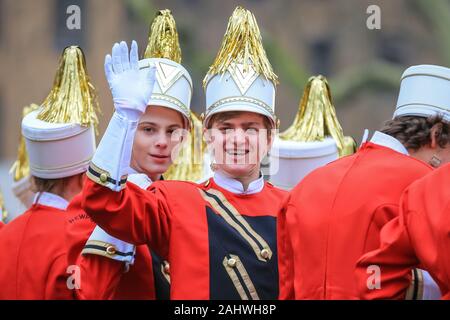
[82,175,287,300]
[66,174,170,300]
[356,163,450,299]
[278,134,433,299]
[0,193,73,299]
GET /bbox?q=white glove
[104,40,156,121]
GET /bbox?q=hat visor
[394,104,450,122]
[147,96,191,128]
[204,100,275,128]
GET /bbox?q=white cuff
[421,269,441,300]
[87,112,137,191]
[82,226,136,265]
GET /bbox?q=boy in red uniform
[356,163,450,299]
[278,65,450,300]
[0,46,99,299]
[65,9,190,300]
[81,6,287,300]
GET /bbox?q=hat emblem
[156,61,183,93]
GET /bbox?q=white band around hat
[204,65,276,126]
[22,110,96,179]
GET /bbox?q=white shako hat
[21,46,100,179]
[394,64,450,122]
[138,9,192,122]
[10,104,39,207]
[203,6,278,128]
[269,75,356,190]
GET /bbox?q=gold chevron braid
[223,255,260,300]
[200,188,272,262]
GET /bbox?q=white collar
[127,173,153,190]
[213,171,265,195]
[369,130,409,155]
[33,192,69,210]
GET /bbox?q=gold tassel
[144,9,182,63]
[279,75,355,157]
[164,112,207,182]
[203,6,278,87]
[37,46,100,133]
[9,104,40,182]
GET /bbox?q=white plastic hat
[394,64,450,122]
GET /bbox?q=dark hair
[31,177,61,193]
[380,115,449,150]
[31,173,83,194]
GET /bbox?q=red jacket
[82,177,287,300]
[278,142,433,299]
[0,201,73,299]
[356,163,450,299]
[66,191,169,300]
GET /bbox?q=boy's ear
[430,123,443,149]
[203,127,212,144]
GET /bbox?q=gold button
[227,258,237,268]
[163,261,170,275]
[106,245,116,255]
[100,173,108,183]
[260,249,270,260]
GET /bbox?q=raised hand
[104,40,156,120]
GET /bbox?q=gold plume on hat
[142,10,206,181]
[9,104,40,182]
[37,46,100,132]
[164,112,207,182]
[203,6,278,88]
[144,9,181,63]
[279,75,356,156]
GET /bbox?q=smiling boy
[81,6,288,299]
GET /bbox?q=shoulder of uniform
[265,180,283,190]
[151,179,199,193]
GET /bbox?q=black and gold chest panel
[201,188,278,300]
[149,249,171,300]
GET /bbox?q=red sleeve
[355,199,419,299]
[75,254,123,300]
[81,179,171,258]
[277,194,295,300]
[45,254,74,300]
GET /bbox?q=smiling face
[131,106,186,180]
[205,111,273,179]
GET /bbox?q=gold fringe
[164,112,207,181]
[279,75,355,157]
[37,46,100,133]
[203,6,278,88]
[144,9,182,63]
[9,104,40,182]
